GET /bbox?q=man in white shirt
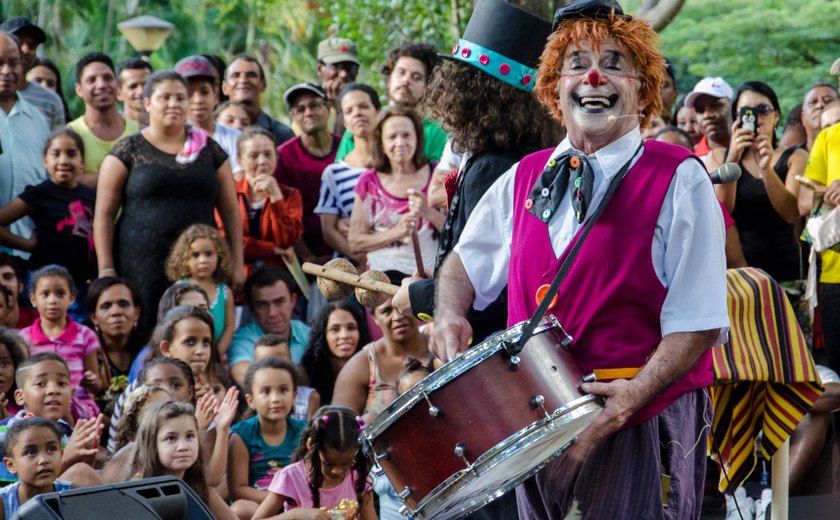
[0,31,49,254]
[430,1,728,518]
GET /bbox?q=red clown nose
[585,69,606,86]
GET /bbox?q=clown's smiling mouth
[572,93,618,112]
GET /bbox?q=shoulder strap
[509,144,643,355]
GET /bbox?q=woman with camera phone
[707,81,806,283]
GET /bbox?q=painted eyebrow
[604,51,622,67]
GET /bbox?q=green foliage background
[631,0,840,117]
[4,0,840,123]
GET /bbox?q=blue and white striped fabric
[314,161,367,218]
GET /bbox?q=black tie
[527,152,594,223]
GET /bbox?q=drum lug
[373,449,390,462]
[398,503,417,519]
[398,486,413,499]
[581,373,597,384]
[530,394,550,419]
[371,463,385,477]
[454,442,475,472]
[559,333,573,350]
[421,391,443,417]
[507,355,521,372]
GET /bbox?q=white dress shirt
[454,126,730,338]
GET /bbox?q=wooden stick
[282,250,311,300]
[302,262,399,295]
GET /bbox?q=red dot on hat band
[479,54,489,65]
[461,48,471,58]
[521,74,532,85]
[452,44,459,55]
[499,63,510,75]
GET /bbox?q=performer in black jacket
[392,0,561,345]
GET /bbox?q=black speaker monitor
[12,476,214,520]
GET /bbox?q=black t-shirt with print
[18,179,96,284]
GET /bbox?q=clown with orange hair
[430,0,728,517]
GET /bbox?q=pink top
[20,317,100,389]
[268,460,372,515]
[354,168,438,274]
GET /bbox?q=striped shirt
[314,161,366,218]
[19,81,66,129]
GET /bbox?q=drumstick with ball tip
[302,261,400,309]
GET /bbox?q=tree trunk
[505,0,685,32]
[637,0,687,32]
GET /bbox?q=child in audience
[395,356,434,395]
[0,418,73,519]
[215,101,251,132]
[228,358,307,520]
[128,401,236,520]
[0,287,14,328]
[19,266,104,420]
[165,224,235,357]
[253,406,374,520]
[254,334,320,420]
[0,129,96,296]
[108,306,213,454]
[0,354,103,485]
[0,330,26,419]
[113,384,174,454]
[103,357,197,470]
[127,282,210,384]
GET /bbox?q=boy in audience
[0,354,103,484]
[253,334,319,420]
[0,418,72,517]
[174,55,241,176]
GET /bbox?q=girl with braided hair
[253,406,374,520]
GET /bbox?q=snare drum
[360,316,602,519]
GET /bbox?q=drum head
[417,396,601,520]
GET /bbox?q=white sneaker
[725,487,755,520]
[754,488,772,520]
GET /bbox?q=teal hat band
[449,38,538,92]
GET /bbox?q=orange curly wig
[534,14,665,128]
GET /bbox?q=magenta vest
[508,140,713,427]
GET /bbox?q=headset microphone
[607,114,645,121]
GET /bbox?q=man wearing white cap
[684,76,734,158]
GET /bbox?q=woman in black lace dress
[94,71,244,336]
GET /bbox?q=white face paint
[556,37,644,152]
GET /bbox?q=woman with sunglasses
[710,81,806,282]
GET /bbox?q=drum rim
[361,315,569,440]
[401,394,602,519]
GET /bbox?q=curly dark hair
[422,60,562,156]
[381,42,440,83]
[292,406,370,508]
[301,301,370,405]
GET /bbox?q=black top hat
[445,0,552,92]
[0,17,46,44]
[552,0,627,31]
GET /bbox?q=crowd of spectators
[0,7,839,520]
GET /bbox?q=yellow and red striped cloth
[709,267,824,493]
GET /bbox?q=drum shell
[366,325,589,509]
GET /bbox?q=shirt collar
[550,126,643,179]
[28,317,80,344]
[12,410,73,436]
